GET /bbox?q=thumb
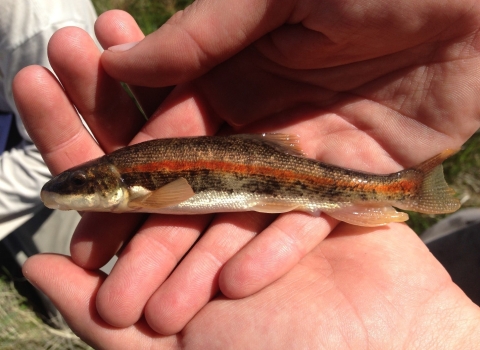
[100,0,295,87]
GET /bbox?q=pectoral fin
[129,178,195,209]
[325,205,409,227]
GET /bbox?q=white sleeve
[0,141,51,221]
[0,0,98,222]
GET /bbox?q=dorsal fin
[237,133,306,157]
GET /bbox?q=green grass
[0,276,91,350]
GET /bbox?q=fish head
[41,158,128,211]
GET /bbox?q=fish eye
[70,171,87,187]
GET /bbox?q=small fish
[40,134,460,226]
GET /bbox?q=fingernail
[108,41,140,52]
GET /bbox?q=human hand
[22,223,480,348]
[14,0,480,340]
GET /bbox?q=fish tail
[397,149,461,214]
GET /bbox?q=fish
[40,134,461,227]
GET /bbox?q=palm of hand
[15,0,480,348]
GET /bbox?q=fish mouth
[40,190,70,210]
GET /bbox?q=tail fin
[397,149,461,214]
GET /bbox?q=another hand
[14,0,480,341]
[22,224,480,348]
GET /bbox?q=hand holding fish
[14,0,480,347]
[22,222,480,348]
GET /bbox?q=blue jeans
[0,112,13,153]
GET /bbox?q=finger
[94,214,212,327]
[144,212,275,335]
[219,212,338,298]
[13,66,103,175]
[70,212,147,269]
[48,27,145,151]
[22,254,177,349]
[95,10,145,48]
[100,1,295,86]
[95,10,173,117]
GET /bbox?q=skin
[13,0,480,348]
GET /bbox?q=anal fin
[129,178,195,209]
[325,205,409,227]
